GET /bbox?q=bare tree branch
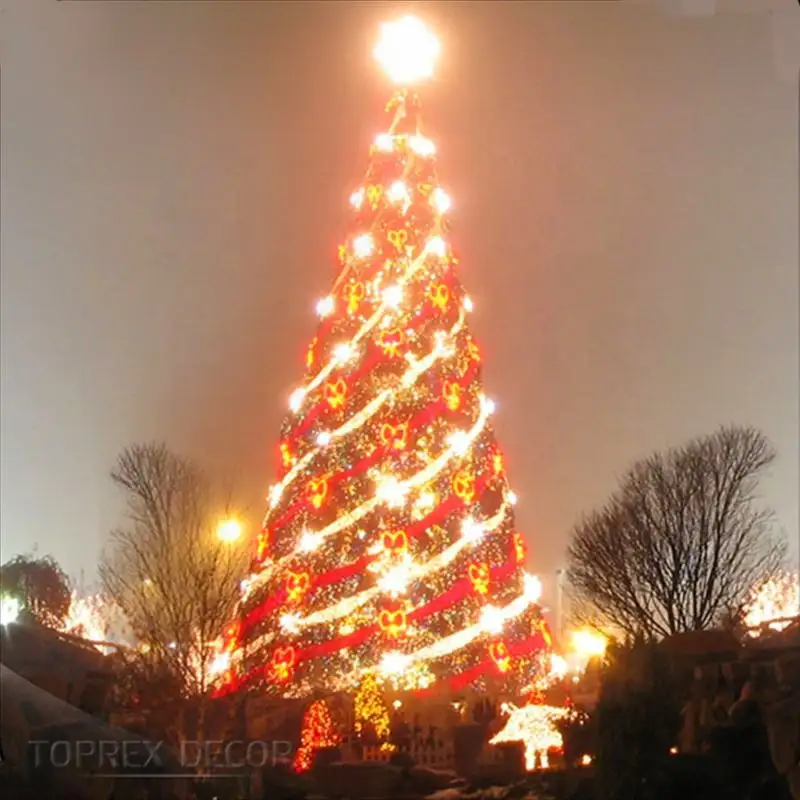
[99,443,247,716]
[567,426,786,639]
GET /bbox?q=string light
[293,700,340,772]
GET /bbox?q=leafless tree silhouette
[99,443,247,741]
[567,426,786,638]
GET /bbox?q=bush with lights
[217,16,550,701]
[293,699,341,772]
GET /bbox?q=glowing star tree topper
[374,16,440,85]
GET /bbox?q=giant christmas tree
[219,17,550,699]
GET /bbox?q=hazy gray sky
[2,0,798,601]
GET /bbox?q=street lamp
[1,595,21,626]
[216,518,243,544]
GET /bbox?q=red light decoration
[428,282,450,310]
[377,328,405,358]
[442,381,461,411]
[378,606,408,638]
[387,228,408,252]
[513,533,526,564]
[286,571,312,605]
[293,699,340,773]
[324,379,348,410]
[306,477,329,509]
[492,450,504,476]
[345,280,366,315]
[453,470,475,504]
[366,184,383,207]
[380,422,408,450]
[489,641,511,673]
[381,529,409,556]
[270,646,297,683]
[257,529,270,561]
[468,340,481,361]
[223,621,241,652]
[468,562,490,595]
[539,619,553,648]
[306,337,317,370]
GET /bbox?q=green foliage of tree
[0,553,71,628]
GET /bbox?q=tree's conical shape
[220,83,550,699]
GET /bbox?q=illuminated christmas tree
[354,672,391,742]
[293,699,341,772]
[220,16,550,699]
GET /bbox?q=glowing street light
[216,518,243,544]
[1,595,21,626]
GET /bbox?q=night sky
[2,0,798,602]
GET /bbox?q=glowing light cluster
[354,672,391,741]
[490,702,569,770]
[59,593,132,654]
[293,699,341,772]
[374,16,439,85]
[743,571,800,634]
[1,595,20,626]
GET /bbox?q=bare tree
[567,426,786,639]
[99,443,247,743]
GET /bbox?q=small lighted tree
[293,699,341,772]
[354,672,391,743]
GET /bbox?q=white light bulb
[269,484,283,508]
[376,476,408,508]
[353,233,375,258]
[484,397,496,415]
[378,562,411,596]
[523,573,543,603]
[448,430,471,456]
[289,388,305,412]
[387,180,410,205]
[316,296,334,317]
[415,491,436,511]
[508,490,518,506]
[334,342,354,364]
[299,531,320,553]
[209,652,231,676]
[480,605,505,634]
[317,432,332,447]
[409,134,436,157]
[350,189,365,209]
[383,285,403,308]
[463,296,474,312]
[380,651,411,676]
[432,187,451,213]
[461,517,484,543]
[280,613,301,634]
[374,134,394,152]
[426,236,446,258]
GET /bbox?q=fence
[362,740,455,769]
